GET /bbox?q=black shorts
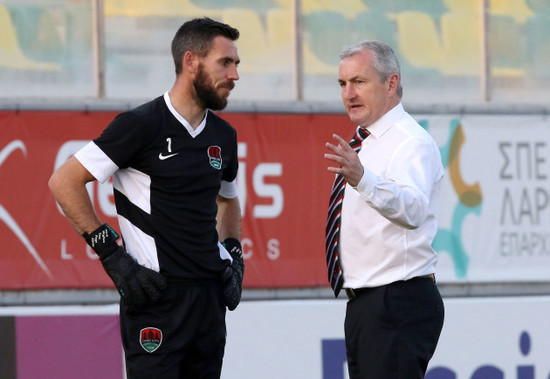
[120,280,227,379]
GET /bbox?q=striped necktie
[325,127,370,297]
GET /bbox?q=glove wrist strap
[82,224,120,259]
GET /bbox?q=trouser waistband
[345,274,436,300]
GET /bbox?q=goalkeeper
[49,17,244,379]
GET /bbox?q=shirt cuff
[352,166,376,199]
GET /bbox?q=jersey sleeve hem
[219,179,238,198]
[74,141,119,183]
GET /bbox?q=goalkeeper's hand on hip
[83,224,167,309]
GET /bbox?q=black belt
[345,274,435,300]
[345,287,371,300]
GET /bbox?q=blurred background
[1,1,550,378]
[2,0,550,104]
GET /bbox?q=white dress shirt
[340,103,444,288]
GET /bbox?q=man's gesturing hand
[324,133,364,187]
[221,238,245,311]
[83,224,167,309]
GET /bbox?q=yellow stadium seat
[443,0,478,13]
[491,0,533,23]
[395,11,444,70]
[301,0,366,19]
[266,8,294,70]
[273,0,292,8]
[0,5,60,71]
[440,9,526,77]
[104,0,221,18]
[267,8,292,51]
[222,8,274,73]
[104,0,148,17]
[440,12,480,75]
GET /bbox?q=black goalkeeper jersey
[75,94,238,281]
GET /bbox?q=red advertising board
[0,110,355,290]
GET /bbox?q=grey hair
[340,40,403,98]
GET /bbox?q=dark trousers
[120,281,227,379]
[344,276,444,379]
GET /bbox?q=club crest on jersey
[207,145,222,170]
[140,327,162,353]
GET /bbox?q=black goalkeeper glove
[83,224,167,309]
[221,238,245,311]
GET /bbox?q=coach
[324,40,445,378]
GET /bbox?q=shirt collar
[363,102,405,138]
[163,91,208,138]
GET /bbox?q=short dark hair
[171,17,240,75]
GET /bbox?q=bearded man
[49,18,244,379]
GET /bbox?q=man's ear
[387,73,399,96]
[183,51,198,74]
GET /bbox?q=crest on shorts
[207,145,222,170]
[140,327,162,353]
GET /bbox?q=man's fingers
[325,133,357,174]
[332,134,353,150]
[327,135,354,157]
[325,142,339,153]
[324,153,343,163]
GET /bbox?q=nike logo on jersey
[158,152,179,160]
[159,137,178,160]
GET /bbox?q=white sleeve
[354,137,442,229]
[74,141,119,183]
[219,179,238,198]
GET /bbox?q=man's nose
[342,84,355,99]
[227,66,239,81]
